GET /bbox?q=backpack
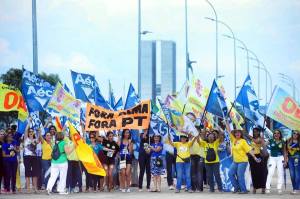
[206,147,216,162]
[52,142,61,160]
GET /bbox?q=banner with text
[0,83,28,121]
[267,86,300,131]
[85,100,151,131]
[46,82,81,122]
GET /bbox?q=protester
[39,131,53,189]
[165,149,176,190]
[286,130,300,194]
[103,131,119,191]
[2,131,19,193]
[149,134,163,192]
[265,129,287,194]
[118,129,133,193]
[138,129,151,192]
[65,135,82,193]
[198,130,223,192]
[190,127,205,192]
[248,127,268,194]
[23,122,40,193]
[168,132,196,193]
[46,132,73,195]
[0,129,5,193]
[228,129,260,194]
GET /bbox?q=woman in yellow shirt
[39,131,53,188]
[228,129,260,194]
[168,133,196,193]
[197,130,223,192]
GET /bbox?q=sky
[0,0,300,104]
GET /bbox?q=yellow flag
[68,122,106,176]
[0,83,28,121]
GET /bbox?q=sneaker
[278,189,282,194]
[139,189,143,192]
[126,188,131,193]
[59,191,69,195]
[188,190,193,193]
[291,190,297,195]
[169,186,175,190]
[265,189,270,194]
[175,189,180,193]
[47,189,51,195]
[121,189,126,193]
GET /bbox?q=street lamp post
[205,0,218,81]
[253,65,270,104]
[185,0,190,80]
[223,35,250,75]
[138,0,141,96]
[32,0,38,74]
[279,73,296,99]
[205,18,237,98]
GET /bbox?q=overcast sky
[0,0,299,104]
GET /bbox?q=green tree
[0,68,23,89]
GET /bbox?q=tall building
[139,40,176,101]
[160,41,176,100]
[140,41,156,100]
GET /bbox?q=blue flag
[205,80,228,118]
[236,75,264,126]
[95,87,112,110]
[124,84,140,159]
[124,83,140,109]
[21,69,55,112]
[113,97,123,111]
[158,99,174,126]
[71,70,98,103]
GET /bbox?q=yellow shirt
[230,134,252,162]
[251,141,261,155]
[174,141,192,163]
[199,139,220,164]
[190,141,205,158]
[42,139,52,160]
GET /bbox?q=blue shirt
[2,141,18,162]
[151,143,163,158]
[90,143,103,154]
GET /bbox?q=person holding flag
[197,130,223,193]
[118,129,133,193]
[167,132,197,193]
[46,132,74,195]
[228,129,261,194]
[247,127,268,194]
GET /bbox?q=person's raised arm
[24,117,32,140]
[168,133,174,147]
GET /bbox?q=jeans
[190,155,204,191]
[138,153,151,189]
[205,162,222,192]
[42,159,51,187]
[266,156,284,190]
[288,155,300,190]
[166,152,176,186]
[176,162,191,190]
[228,162,248,192]
[3,161,18,192]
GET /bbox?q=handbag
[155,157,163,167]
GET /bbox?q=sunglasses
[90,137,95,139]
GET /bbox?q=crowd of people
[0,120,299,195]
